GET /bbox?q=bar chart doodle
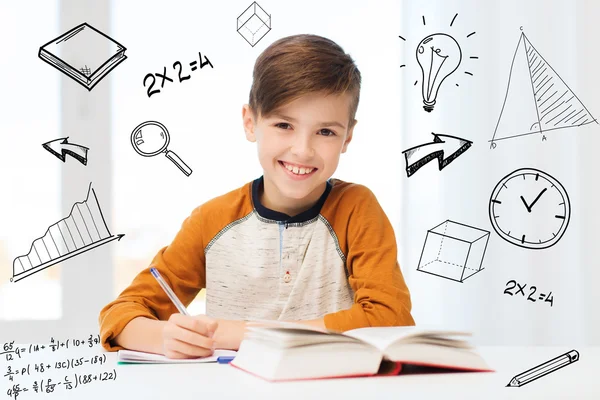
[237,2,271,47]
[42,137,89,166]
[490,29,597,147]
[11,184,124,283]
[507,350,579,387]
[38,22,127,91]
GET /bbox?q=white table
[2,346,599,400]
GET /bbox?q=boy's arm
[322,187,415,331]
[98,206,206,352]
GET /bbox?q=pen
[217,356,236,364]
[150,267,190,316]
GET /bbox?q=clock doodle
[489,168,570,249]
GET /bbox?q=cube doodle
[417,220,489,283]
[237,2,271,47]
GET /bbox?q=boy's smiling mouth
[278,161,318,176]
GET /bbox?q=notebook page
[117,349,237,364]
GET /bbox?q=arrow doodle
[402,132,473,177]
[42,137,89,165]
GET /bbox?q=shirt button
[284,271,291,283]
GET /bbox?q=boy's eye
[274,123,336,137]
[318,129,336,137]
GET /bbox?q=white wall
[399,0,600,346]
[1,0,598,348]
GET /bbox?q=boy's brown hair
[248,34,362,126]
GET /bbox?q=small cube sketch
[417,220,490,283]
[237,2,271,47]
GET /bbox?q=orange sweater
[99,176,414,351]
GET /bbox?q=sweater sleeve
[323,187,415,331]
[98,205,206,351]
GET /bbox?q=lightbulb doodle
[399,13,478,112]
[489,28,597,148]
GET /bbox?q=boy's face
[243,91,356,215]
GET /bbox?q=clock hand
[520,195,531,213]
[528,188,548,210]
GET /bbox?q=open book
[117,349,237,364]
[230,322,493,381]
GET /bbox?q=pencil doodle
[11,184,124,283]
[42,138,89,166]
[489,168,570,249]
[402,132,472,177]
[416,220,489,283]
[143,51,213,98]
[490,28,597,148]
[399,13,478,112]
[503,279,554,307]
[507,350,579,387]
[131,121,192,177]
[237,2,271,47]
[38,22,127,91]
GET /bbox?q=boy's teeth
[283,162,314,175]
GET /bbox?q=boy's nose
[290,135,315,158]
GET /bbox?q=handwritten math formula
[2,335,100,362]
[143,51,214,97]
[5,354,107,381]
[503,279,554,307]
[6,370,116,399]
[2,334,117,399]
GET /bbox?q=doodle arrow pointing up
[402,133,473,177]
[42,137,89,165]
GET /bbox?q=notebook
[117,349,237,364]
[38,22,127,91]
[230,321,493,381]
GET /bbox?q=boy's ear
[341,119,357,153]
[242,105,257,142]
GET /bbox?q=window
[0,1,61,321]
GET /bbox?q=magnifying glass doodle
[130,120,192,176]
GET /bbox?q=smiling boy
[99,34,415,358]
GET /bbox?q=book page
[343,326,470,351]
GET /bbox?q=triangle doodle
[491,32,597,145]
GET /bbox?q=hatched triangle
[491,32,597,145]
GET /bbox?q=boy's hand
[161,314,218,359]
[212,319,247,351]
